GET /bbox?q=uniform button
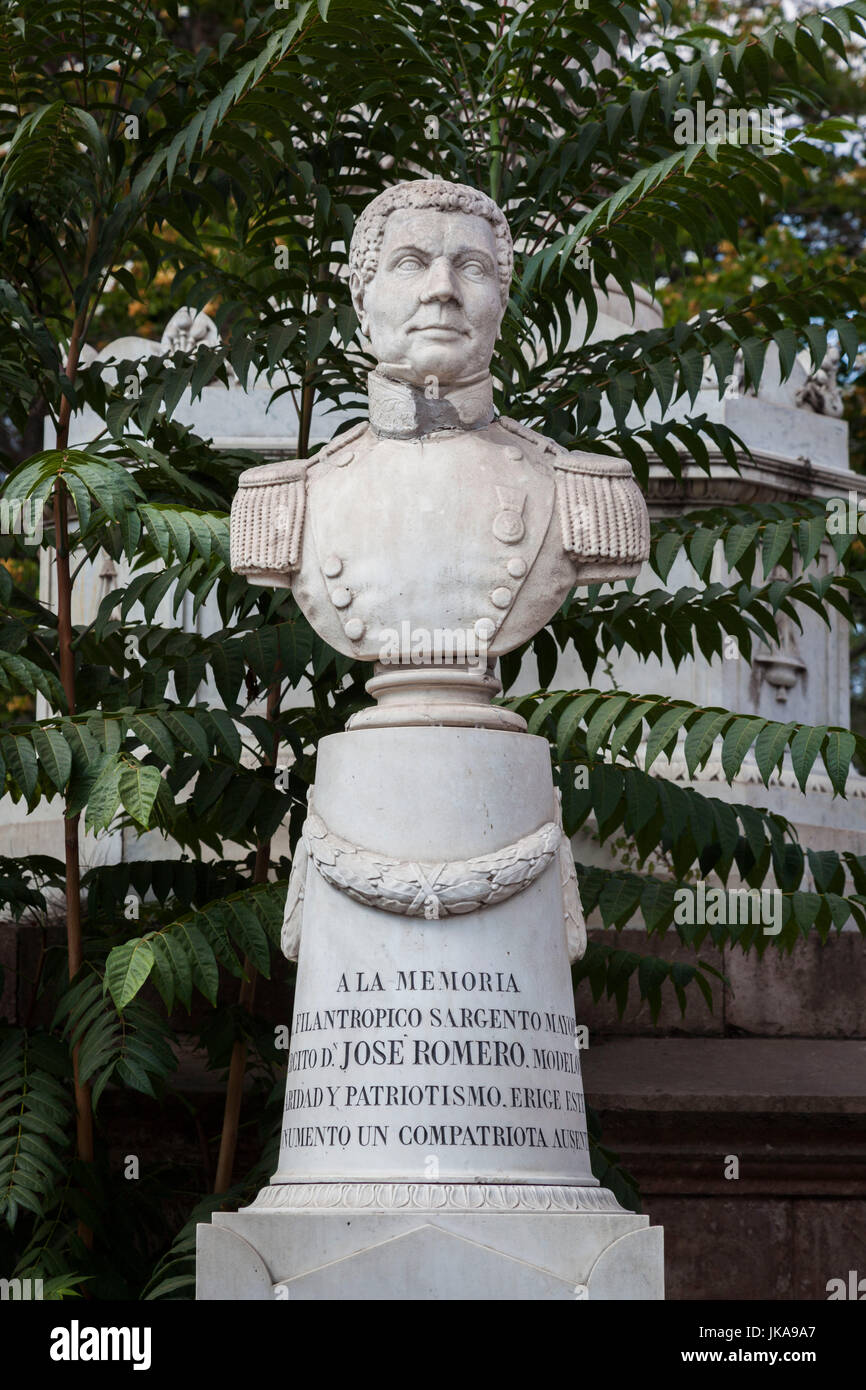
[474,618,496,640]
[323,554,343,577]
[491,587,512,609]
[507,557,526,578]
[331,586,352,608]
[344,618,365,641]
[505,445,523,460]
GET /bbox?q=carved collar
[368,366,495,439]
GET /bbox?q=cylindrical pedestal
[197,726,664,1299]
[275,725,593,1189]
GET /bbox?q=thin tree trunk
[55,229,96,1245]
[296,250,330,459]
[213,680,281,1194]
[297,372,315,460]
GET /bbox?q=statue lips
[409,317,470,341]
[412,326,466,340]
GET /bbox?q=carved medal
[492,485,526,543]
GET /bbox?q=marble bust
[230,180,650,723]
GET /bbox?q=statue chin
[368,334,496,388]
[380,348,479,386]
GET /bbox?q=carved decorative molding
[281,794,586,961]
[645,452,862,508]
[160,305,220,355]
[251,1181,625,1214]
[635,743,866,801]
[89,306,238,386]
[750,564,808,705]
[302,808,563,919]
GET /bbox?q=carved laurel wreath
[303,812,561,920]
[281,793,587,964]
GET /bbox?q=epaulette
[499,417,648,564]
[231,458,309,578]
[229,422,370,580]
[550,449,650,567]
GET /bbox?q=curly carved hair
[349,179,513,307]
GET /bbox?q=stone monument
[196,179,663,1300]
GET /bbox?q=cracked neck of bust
[368,365,495,439]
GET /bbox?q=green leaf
[30,727,72,792]
[645,706,691,770]
[1,734,38,802]
[585,694,630,761]
[555,692,600,758]
[754,722,795,785]
[118,765,162,827]
[721,717,766,782]
[609,703,653,763]
[177,923,220,1006]
[684,711,729,777]
[84,755,122,833]
[762,518,793,578]
[823,729,856,795]
[161,710,210,762]
[790,724,826,793]
[105,940,155,1010]
[131,715,176,768]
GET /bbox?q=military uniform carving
[230,370,650,662]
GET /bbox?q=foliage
[1,0,865,1295]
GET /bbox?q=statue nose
[419,259,462,304]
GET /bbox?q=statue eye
[461,260,488,278]
[394,254,423,272]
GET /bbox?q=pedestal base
[196,1185,664,1300]
[196,724,664,1299]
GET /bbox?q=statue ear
[349,271,369,338]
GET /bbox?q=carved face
[351,209,504,385]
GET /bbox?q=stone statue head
[349,179,513,386]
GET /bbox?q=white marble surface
[273,726,594,1188]
[197,1208,663,1300]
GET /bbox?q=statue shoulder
[230,424,370,584]
[307,420,370,471]
[236,456,310,489]
[501,431,652,579]
[234,420,370,491]
[497,416,567,460]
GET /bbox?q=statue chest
[292,431,568,660]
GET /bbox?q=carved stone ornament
[160,305,220,354]
[251,1182,623,1214]
[795,344,844,417]
[281,784,587,962]
[303,807,559,915]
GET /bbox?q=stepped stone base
[196,1185,663,1300]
